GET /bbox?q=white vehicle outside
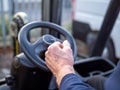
[72,0,120,61]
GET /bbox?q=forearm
[60,74,95,90]
[55,65,75,87]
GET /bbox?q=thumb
[63,40,71,47]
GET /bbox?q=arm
[45,40,75,86]
[45,40,94,90]
[104,60,120,90]
[60,74,95,90]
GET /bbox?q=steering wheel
[18,21,77,72]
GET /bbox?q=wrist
[55,65,75,87]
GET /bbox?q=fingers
[63,40,71,47]
[45,41,63,59]
[47,40,70,51]
[62,40,72,53]
[45,40,71,57]
[48,41,63,51]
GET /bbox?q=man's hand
[45,40,75,86]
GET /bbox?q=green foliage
[0,14,9,36]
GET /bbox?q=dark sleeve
[60,74,95,90]
[104,60,120,90]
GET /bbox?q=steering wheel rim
[18,21,77,72]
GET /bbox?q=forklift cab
[0,0,119,90]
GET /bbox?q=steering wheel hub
[43,35,56,45]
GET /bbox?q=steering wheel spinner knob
[43,35,56,46]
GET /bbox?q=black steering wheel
[18,21,77,72]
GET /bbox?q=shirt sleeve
[104,60,120,90]
[60,73,95,90]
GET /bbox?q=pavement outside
[0,47,13,79]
